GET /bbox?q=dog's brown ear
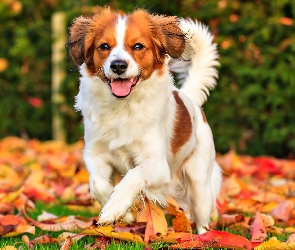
[67,16,94,66]
[150,15,185,59]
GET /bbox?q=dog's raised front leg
[98,156,171,224]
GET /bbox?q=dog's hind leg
[182,122,221,234]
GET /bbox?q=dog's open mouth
[107,76,140,98]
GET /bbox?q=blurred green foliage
[0,0,294,157]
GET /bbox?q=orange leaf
[137,199,167,242]
[166,197,191,232]
[0,215,19,226]
[250,211,267,242]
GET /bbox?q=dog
[67,7,221,234]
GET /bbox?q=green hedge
[0,0,294,157]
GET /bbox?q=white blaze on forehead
[104,15,139,78]
[114,15,127,57]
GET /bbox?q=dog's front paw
[98,192,132,224]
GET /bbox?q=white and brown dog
[68,7,221,234]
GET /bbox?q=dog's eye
[99,43,110,50]
[133,43,144,50]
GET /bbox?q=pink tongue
[110,79,133,97]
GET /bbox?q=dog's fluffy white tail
[169,19,219,106]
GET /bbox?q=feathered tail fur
[169,19,219,106]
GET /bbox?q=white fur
[169,19,220,106]
[75,16,221,234]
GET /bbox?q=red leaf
[170,230,252,250]
[252,157,282,176]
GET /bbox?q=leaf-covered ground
[0,136,294,249]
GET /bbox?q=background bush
[0,0,294,157]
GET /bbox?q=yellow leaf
[254,236,295,250]
[285,227,295,234]
[260,202,279,213]
[82,226,145,244]
[0,187,24,203]
[0,246,17,250]
[267,226,283,235]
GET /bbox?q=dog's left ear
[67,16,94,66]
[150,15,185,59]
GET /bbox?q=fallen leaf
[37,210,58,222]
[287,233,295,243]
[250,211,268,242]
[22,207,93,232]
[271,200,294,222]
[0,215,19,226]
[137,199,168,242]
[82,225,146,244]
[60,237,73,250]
[166,197,192,233]
[0,246,17,250]
[169,230,252,250]
[218,214,245,228]
[254,236,295,250]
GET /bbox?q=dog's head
[67,7,185,98]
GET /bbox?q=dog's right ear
[67,16,94,66]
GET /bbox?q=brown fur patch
[200,108,208,123]
[171,91,192,155]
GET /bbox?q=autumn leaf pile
[0,136,295,249]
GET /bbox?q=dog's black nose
[110,60,127,75]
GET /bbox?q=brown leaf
[218,214,245,228]
[30,234,59,244]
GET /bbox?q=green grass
[0,201,289,249]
